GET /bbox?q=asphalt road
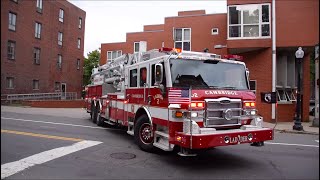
[1,106,319,179]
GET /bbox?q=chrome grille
[205,98,242,127]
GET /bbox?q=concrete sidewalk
[263,120,319,135]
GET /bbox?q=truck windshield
[169,59,249,90]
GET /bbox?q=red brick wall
[22,100,85,108]
[178,10,206,16]
[276,0,319,47]
[1,0,85,98]
[143,24,164,31]
[100,42,127,65]
[163,14,228,55]
[126,31,165,54]
[241,48,273,121]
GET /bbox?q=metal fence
[1,92,78,102]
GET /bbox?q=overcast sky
[68,1,227,57]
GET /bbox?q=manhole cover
[110,152,136,160]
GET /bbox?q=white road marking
[265,142,319,148]
[1,140,102,179]
[1,117,120,131]
[315,140,319,143]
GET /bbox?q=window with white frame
[36,0,42,12]
[33,47,40,64]
[33,79,39,90]
[7,40,16,60]
[59,9,64,22]
[35,22,41,39]
[6,77,14,89]
[79,17,82,29]
[107,50,122,61]
[77,38,81,49]
[9,12,17,31]
[228,3,270,39]
[174,28,191,51]
[57,54,62,69]
[276,52,297,102]
[77,59,80,70]
[134,42,139,53]
[58,32,63,46]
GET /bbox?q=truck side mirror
[246,69,250,89]
[155,63,163,84]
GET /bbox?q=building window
[174,28,191,51]
[58,32,63,46]
[59,9,64,22]
[211,28,219,35]
[36,0,42,13]
[57,54,62,69]
[77,38,81,49]
[33,47,41,64]
[129,69,137,87]
[228,3,270,39]
[33,79,39,90]
[79,17,82,29]
[77,59,80,70]
[9,12,17,31]
[54,82,60,91]
[35,22,41,39]
[6,77,14,89]
[107,50,122,61]
[276,52,297,102]
[134,42,139,53]
[7,40,16,60]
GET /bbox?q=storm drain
[110,152,136,160]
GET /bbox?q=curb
[275,129,319,135]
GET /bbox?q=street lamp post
[293,47,304,131]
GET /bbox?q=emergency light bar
[159,47,182,53]
[223,54,243,61]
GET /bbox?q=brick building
[101,0,319,122]
[1,0,86,98]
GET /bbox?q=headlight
[244,110,257,116]
[191,112,198,118]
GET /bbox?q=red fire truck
[85,47,273,156]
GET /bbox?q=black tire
[96,112,105,127]
[93,103,99,123]
[90,103,95,121]
[134,115,155,152]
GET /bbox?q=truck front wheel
[134,115,155,152]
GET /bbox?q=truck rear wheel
[96,112,105,127]
[90,103,95,121]
[93,103,99,123]
[134,115,155,152]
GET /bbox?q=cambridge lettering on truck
[84,45,273,156]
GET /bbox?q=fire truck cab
[85,46,273,156]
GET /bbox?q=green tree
[83,49,100,86]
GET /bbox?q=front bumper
[174,127,273,149]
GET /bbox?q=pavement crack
[269,160,285,179]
